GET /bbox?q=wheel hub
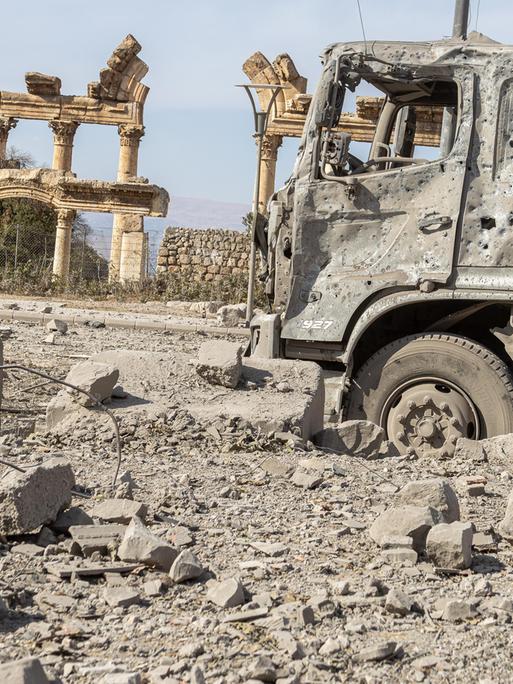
[383,379,479,457]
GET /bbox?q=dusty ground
[1,314,513,683]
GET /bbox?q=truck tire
[345,333,513,456]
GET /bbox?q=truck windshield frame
[313,55,461,182]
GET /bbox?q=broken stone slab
[26,72,62,96]
[143,579,165,597]
[437,598,479,621]
[222,606,269,623]
[91,498,147,524]
[216,303,246,327]
[0,457,74,535]
[189,357,325,440]
[381,548,418,566]
[103,587,140,609]
[396,478,460,523]
[196,340,242,389]
[290,468,323,489]
[0,656,50,683]
[260,456,294,479]
[46,318,68,334]
[69,524,126,557]
[169,550,203,583]
[385,588,414,616]
[11,542,44,557]
[118,517,177,571]
[355,641,397,662]
[206,577,246,608]
[250,541,289,557]
[315,420,385,458]
[46,562,139,578]
[426,521,473,570]
[369,505,442,553]
[64,360,119,407]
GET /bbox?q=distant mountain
[83,195,250,269]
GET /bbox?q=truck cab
[256,33,513,457]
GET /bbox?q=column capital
[260,133,283,162]
[118,124,145,146]
[49,120,80,145]
[0,117,17,137]
[56,208,76,224]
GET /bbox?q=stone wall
[157,227,250,281]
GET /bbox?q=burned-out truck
[250,26,513,457]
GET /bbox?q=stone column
[109,124,145,280]
[0,118,18,161]
[52,209,75,280]
[258,134,282,214]
[48,121,79,171]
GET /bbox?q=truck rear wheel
[345,333,513,456]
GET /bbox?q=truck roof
[325,32,513,70]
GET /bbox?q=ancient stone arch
[0,35,169,282]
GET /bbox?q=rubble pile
[1,318,513,682]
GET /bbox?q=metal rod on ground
[0,365,122,487]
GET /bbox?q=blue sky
[1,0,512,229]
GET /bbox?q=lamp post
[236,83,285,325]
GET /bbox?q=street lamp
[236,83,285,325]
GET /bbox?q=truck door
[282,69,474,345]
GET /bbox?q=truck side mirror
[320,131,351,172]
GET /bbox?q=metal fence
[0,222,161,282]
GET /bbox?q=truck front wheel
[345,333,513,457]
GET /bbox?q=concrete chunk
[0,657,49,683]
[91,498,147,524]
[46,318,67,334]
[397,478,460,523]
[169,549,203,583]
[0,457,74,535]
[64,360,119,406]
[206,577,245,608]
[196,340,242,389]
[369,505,441,553]
[118,517,177,571]
[426,521,473,569]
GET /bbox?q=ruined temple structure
[243,52,443,214]
[0,35,169,282]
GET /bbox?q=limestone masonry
[157,227,250,281]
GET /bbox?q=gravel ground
[1,316,513,683]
